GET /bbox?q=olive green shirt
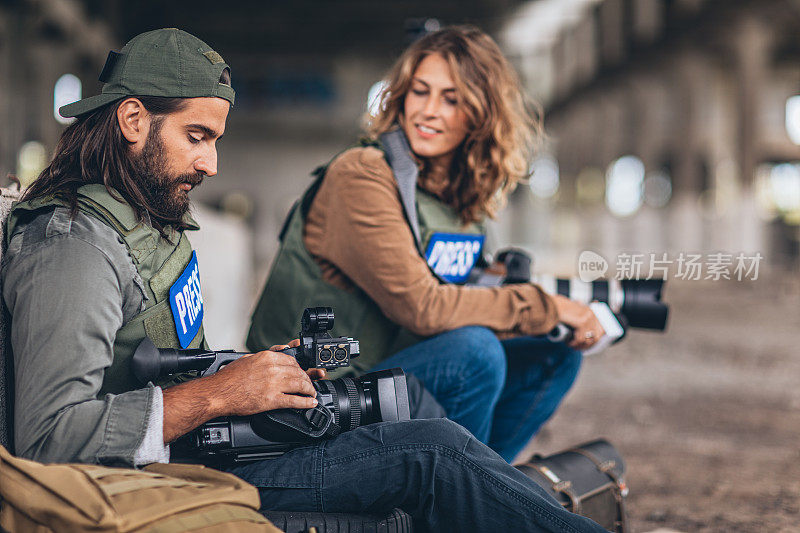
[2,206,164,465]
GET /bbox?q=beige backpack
[0,445,282,532]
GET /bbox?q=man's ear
[116,98,151,147]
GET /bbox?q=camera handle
[131,338,309,384]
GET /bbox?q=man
[2,28,604,532]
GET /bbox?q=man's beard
[132,123,204,226]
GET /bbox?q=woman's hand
[551,295,605,351]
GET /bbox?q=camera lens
[530,274,668,331]
[313,369,410,432]
[334,347,347,361]
[318,348,333,362]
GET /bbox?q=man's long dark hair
[22,96,189,234]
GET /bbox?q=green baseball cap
[59,28,235,118]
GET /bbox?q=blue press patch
[424,232,485,284]
[169,251,204,348]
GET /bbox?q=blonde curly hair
[368,25,543,225]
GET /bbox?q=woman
[248,26,604,463]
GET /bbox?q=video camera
[469,249,669,352]
[132,307,411,463]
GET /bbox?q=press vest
[247,131,485,373]
[6,184,206,394]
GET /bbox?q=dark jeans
[370,327,583,462]
[225,418,605,533]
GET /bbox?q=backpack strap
[278,136,386,244]
[284,130,450,287]
[567,446,622,486]
[521,461,582,514]
[379,128,422,246]
[279,130,422,248]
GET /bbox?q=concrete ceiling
[83,0,523,66]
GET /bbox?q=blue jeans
[226,418,604,532]
[370,327,582,462]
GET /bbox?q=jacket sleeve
[304,147,559,338]
[3,232,155,466]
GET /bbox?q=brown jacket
[303,146,558,338]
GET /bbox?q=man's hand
[207,349,318,415]
[269,339,327,382]
[551,295,606,350]
[162,338,323,443]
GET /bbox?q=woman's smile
[401,53,469,168]
[415,123,443,138]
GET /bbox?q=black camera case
[516,439,629,532]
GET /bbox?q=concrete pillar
[629,72,670,253]
[573,15,597,85]
[597,0,626,67]
[670,50,707,195]
[730,14,774,257]
[29,40,77,153]
[629,72,663,170]
[733,15,773,189]
[0,8,27,178]
[597,88,627,167]
[551,34,570,101]
[0,9,10,176]
[632,0,663,43]
[668,50,707,253]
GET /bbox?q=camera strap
[261,404,341,439]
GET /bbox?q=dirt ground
[521,275,800,533]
